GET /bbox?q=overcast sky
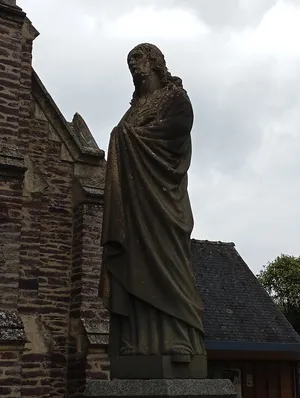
[18,0,300,274]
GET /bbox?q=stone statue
[100,43,206,377]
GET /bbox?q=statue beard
[132,71,150,89]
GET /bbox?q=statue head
[127,43,183,104]
[127,44,153,82]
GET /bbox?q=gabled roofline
[32,69,105,163]
[205,340,300,353]
[191,239,300,345]
[192,238,235,247]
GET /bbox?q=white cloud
[230,1,300,57]
[100,7,210,40]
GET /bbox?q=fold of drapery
[101,87,204,333]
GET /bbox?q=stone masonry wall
[19,99,74,397]
[0,349,22,398]
[80,203,109,384]
[0,4,29,396]
[69,201,109,397]
[0,2,107,397]
[0,4,25,149]
[0,177,23,310]
[0,0,26,308]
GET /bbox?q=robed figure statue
[100,43,206,375]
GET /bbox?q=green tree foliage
[257,254,300,334]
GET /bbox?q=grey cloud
[60,0,176,18]
[25,0,278,30]
[172,0,277,28]
[18,0,300,273]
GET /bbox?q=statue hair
[128,43,183,105]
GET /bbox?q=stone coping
[84,379,237,397]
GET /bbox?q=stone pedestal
[84,379,237,398]
[110,355,207,379]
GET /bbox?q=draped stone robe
[101,84,205,357]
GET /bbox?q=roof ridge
[191,238,235,247]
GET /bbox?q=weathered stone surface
[0,310,23,328]
[110,355,207,380]
[69,112,104,157]
[0,147,25,172]
[102,43,205,374]
[82,318,109,335]
[84,379,237,397]
[0,1,17,6]
[0,349,22,398]
[0,1,106,397]
[0,328,25,341]
[87,334,109,346]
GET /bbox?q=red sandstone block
[21,386,52,396]
[0,79,19,90]
[5,370,21,378]
[0,352,19,359]
[21,362,43,369]
[38,306,69,315]
[0,18,22,31]
[0,91,17,101]
[22,353,48,362]
[22,369,47,378]
[0,36,20,49]
[0,26,11,35]
[0,58,20,68]
[0,361,19,367]
[1,376,20,385]
[0,387,13,395]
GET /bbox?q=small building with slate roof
[191,239,300,398]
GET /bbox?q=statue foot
[167,347,191,356]
[165,347,192,362]
[120,348,135,356]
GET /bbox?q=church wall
[18,100,74,397]
[0,2,106,397]
[0,4,34,397]
[68,202,109,396]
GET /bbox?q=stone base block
[110,355,207,379]
[84,379,237,397]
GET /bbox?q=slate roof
[191,239,300,345]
